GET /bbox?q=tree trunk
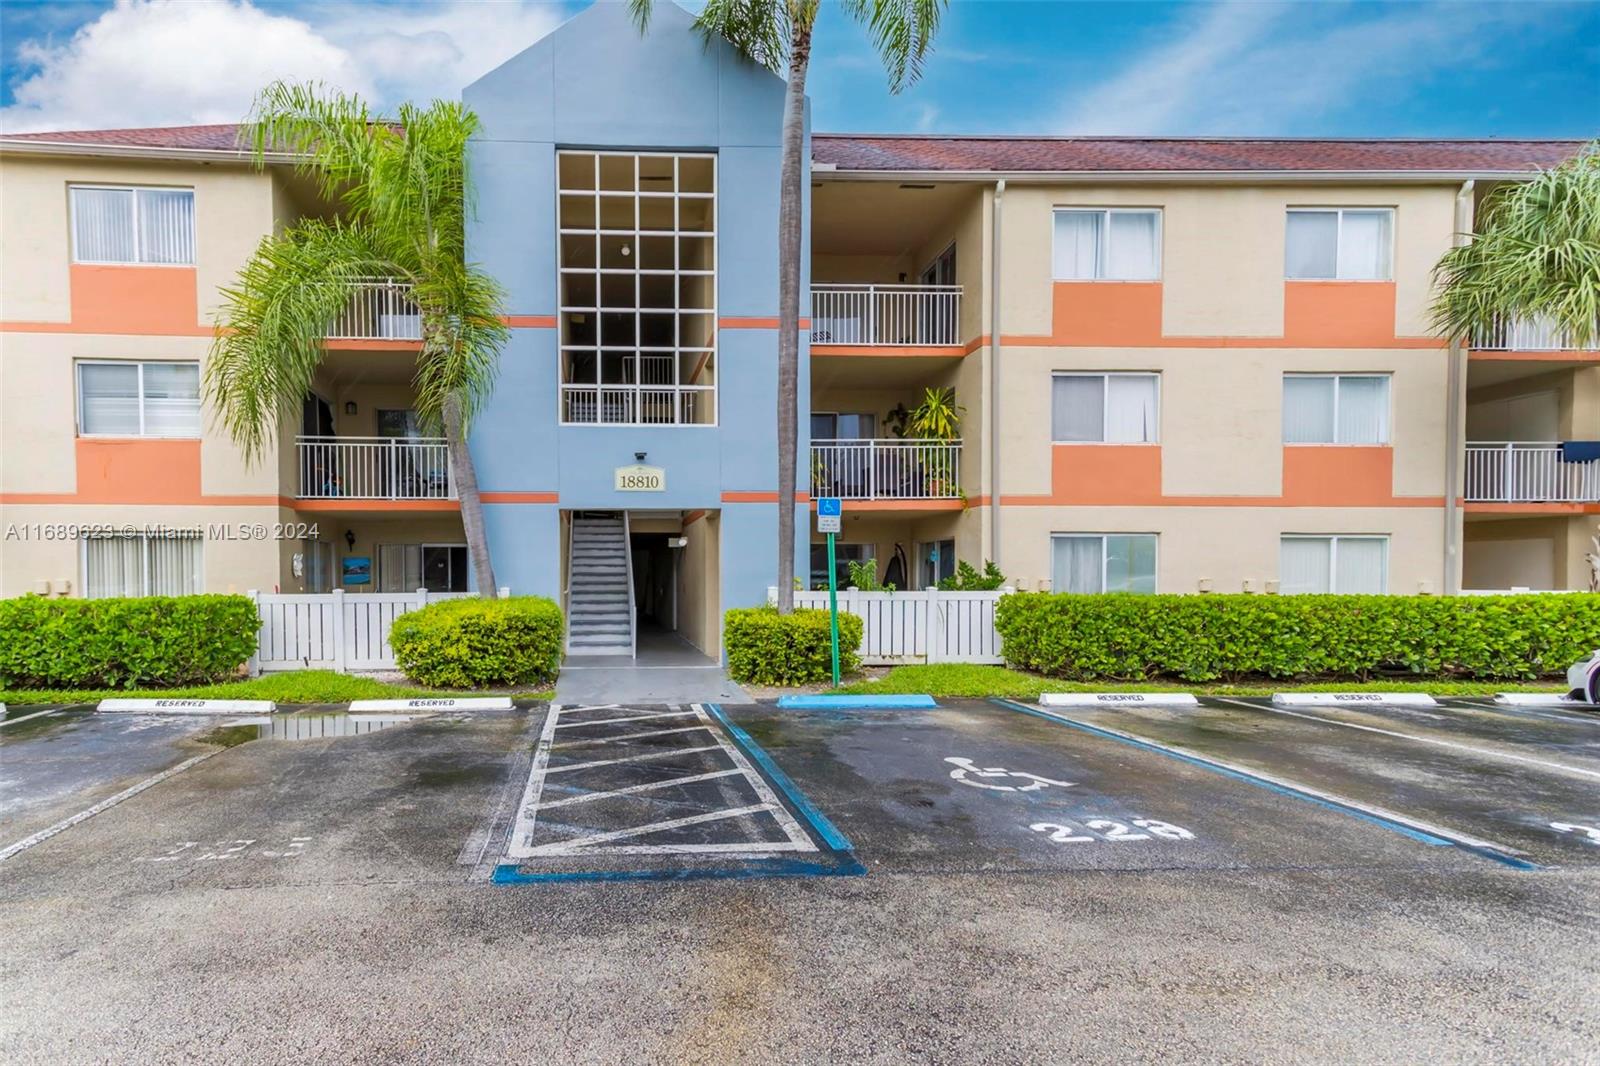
[442,392,498,598]
[774,27,812,614]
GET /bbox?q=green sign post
[817,497,843,687]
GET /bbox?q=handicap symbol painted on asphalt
[944,756,1074,793]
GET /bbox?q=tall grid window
[558,150,716,425]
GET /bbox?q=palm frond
[410,257,510,433]
[840,0,947,92]
[206,222,392,459]
[1432,142,1600,348]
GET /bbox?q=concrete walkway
[555,628,748,705]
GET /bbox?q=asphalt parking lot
[2,695,1597,1062]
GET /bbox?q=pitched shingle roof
[1,123,1585,175]
[812,135,1586,175]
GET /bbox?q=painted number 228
[1028,818,1195,844]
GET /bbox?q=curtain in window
[1336,376,1389,444]
[1106,375,1159,442]
[1107,212,1159,280]
[1104,535,1157,593]
[378,544,424,593]
[140,363,201,437]
[1053,211,1102,279]
[72,187,136,263]
[1283,376,1336,444]
[1337,210,1391,280]
[1052,536,1104,593]
[1285,211,1337,279]
[80,363,141,435]
[84,536,144,598]
[1334,537,1386,594]
[147,534,202,595]
[1052,375,1104,441]
[137,189,196,265]
[1279,537,1332,594]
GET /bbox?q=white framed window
[377,543,469,593]
[70,185,195,265]
[83,532,202,597]
[1052,208,1160,280]
[1283,373,1390,444]
[1285,208,1393,280]
[557,150,716,426]
[1279,535,1388,594]
[1051,534,1158,594]
[1052,372,1159,443]
[810,542,872,590]
[77,361,201,437]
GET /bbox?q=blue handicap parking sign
[818,497,842,517]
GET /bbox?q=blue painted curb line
[492,855,866,885]
[992,698,1539,871]
[705,702,856,854]
[776,694,937,710]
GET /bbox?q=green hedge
[725,606,865,686]
[389,596,563,688]
[0,594,259,689]
[994,592,1600,683]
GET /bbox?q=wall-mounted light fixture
[344,401,357,416]
[635,451,647,462]
[344,529,356,551]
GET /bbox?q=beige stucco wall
[1463,515,1597,591]
[677,511,721,656]
[996,183,1458,339]
[808,509,978,590]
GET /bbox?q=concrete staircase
[567,513,634,656]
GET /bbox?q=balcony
[296,436,453,500]
[329,279,422,341]
[1465,442,1600,503]
[560,384,715,426]
[1472,315,1599,352]
[811,284,963,347]
[811,439,963,501]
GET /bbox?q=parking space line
[0,707,64,729]
[522,804,780,855]
[548,724,713,750]
[1213,697,1600,782]
[705,702,855,853]
[1451,698,1600,727]
[553,709,699,729]
[544,744,724,775]
[537,768,745,809]
[0,750,222,863]
[994,699,1537,870]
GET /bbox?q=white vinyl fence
[771,587,1011,664]
[248,588,474,673]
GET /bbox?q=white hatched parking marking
[553,709,700,729]
[0,707,65,729]
[505,703,817,860]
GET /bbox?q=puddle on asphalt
[198,712,423,747]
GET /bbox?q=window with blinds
[1282,374,1390,445]
[84,533,202,597]
[1051,372,1160,443]
[1279,535,1388,594]
[77,361,201,437]
[70,185,196,265]
[1285,208,1392,280]
[1051,534,1158,594]
[1052,208,1161,280]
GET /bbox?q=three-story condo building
[1,3,1594,662]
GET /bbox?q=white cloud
[0,0,566,134]
[1053,1,1560,136]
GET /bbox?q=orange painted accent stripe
[501,315,557,328]
[480,491,559,504]
[1464,502,1600,515]
[292,498,462,512]
[1469,349,1600,362]
[719,317,812,330]
[323,338,420,351]
[721,491,810,503]
[998,494,1445,508]
[811,344,970,358]
[1,493,281,506]
[829,499,968,512]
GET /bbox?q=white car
[1568,650,1600,704]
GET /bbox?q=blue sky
[2,0,1596,137]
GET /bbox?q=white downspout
[989,179,1005,569]
[1444,179,1474,595]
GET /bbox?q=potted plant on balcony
[908,387,964,500]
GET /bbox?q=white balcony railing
[812,439,962,500]
[1464,442,1600,503]
[560,384,714,425]
[329,279,422,341]
[811,284,962,346]
[297,436,453,500]
[1471,315,1599,352]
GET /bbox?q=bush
[994,592,1600,683]
[389,596,563,688]
[725,606,864,686]
[0,594,259,689]
[937,560,1007,591]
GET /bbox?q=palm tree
[207,83,509,596]
[630,0,947,612]
[1432,143,1600,349]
